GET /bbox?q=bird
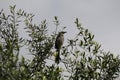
[55,31,66,64]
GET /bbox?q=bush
[0,5,120,80]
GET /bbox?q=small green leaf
[24,13,26,16]
[13,5,16,10]
[2,13,6,19]
[0,42,2,51]
[88,46,91,52]
[83,37,87,42]
[85,29,88,34]
[91,35,94,40]
[79,40,83,46]
[54,16,57,20]
[0,9,3,15]
[76,18,78,23]
[0,20,2,25]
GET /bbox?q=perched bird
[55,31,66,64]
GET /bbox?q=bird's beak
[62,31,66,34]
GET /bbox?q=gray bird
[55,31,66,64]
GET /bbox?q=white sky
[0,0,120,56]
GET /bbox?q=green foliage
[0,5,120,80]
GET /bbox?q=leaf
[54,16,57,20]
[97,56,102,62]
[62,26,66,30]
[78,31,83,36]
[75,50,80,54]
[0,42,2,51]
[91,35,94,40]
[81,52,85,58]
[79,40,83,46]
[85,29,88,34]
[83,37,87,43]
[88,33,91,39]
[0,9,3,15]
[15,24,19,26]
[13,5,16,10]
[76,18,78,23]
[43,19,46,23]
[0,20,2,25]
[88,46,91,52]
[2,13,6,19]
[88,57,92,62]
[24,13,26,16]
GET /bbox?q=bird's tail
[55,49,61,64]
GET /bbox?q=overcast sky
[0,0,120,56]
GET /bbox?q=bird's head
[57,31,66,37]
[59,31,66,36]
[60,31,66,34]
